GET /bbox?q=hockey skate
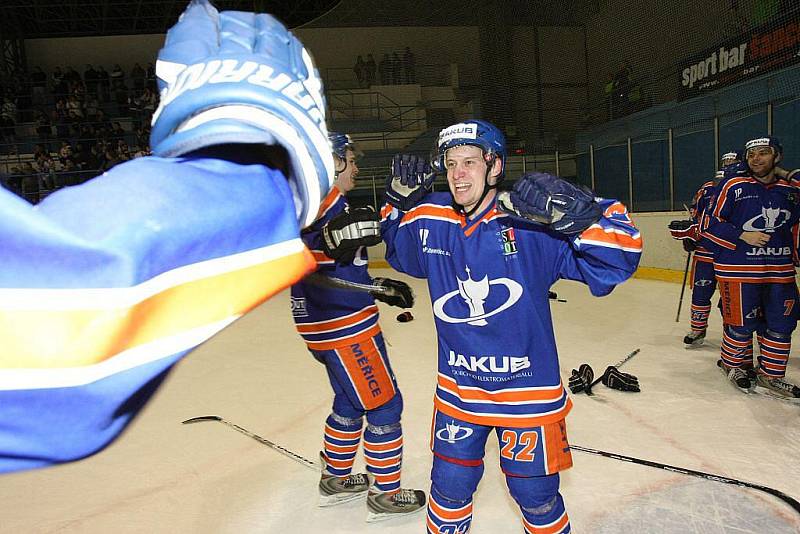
[717,359,753,393]
[754,374,800,402]
[366,487,426,522]
[683,329,706,349]
[318,452,372,507]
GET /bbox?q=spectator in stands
[30,66,47,107]
[64,66,81,88]
[0,97,17,148]
[97,66,110,102]
[402,47,416,84]
[110,64,125,89]
[66,94,84,122]
[58,141,75,168]
[20,162,40,203]
[84,64,98,97]
[110,122,126,142]
[353,55,366,88]
[53,99,70,138]
[101,147,121,171]
[84,95,99,121]
[365,54,377,86]
[131,63,146,95]
[146,62,156,92]
[35,109,53,150]
[113,79,129,116]
[51,67,67,97]
[391,52,401,84]
[379,53,390,85]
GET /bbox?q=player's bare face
[746,147,778,181]
[445,145,498,215]
[334,149,359,193]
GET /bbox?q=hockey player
[669,151,741,348]
[0,0,335,473]
[701,136,800,399]
[327,120,642,533]
[291,133,426,520]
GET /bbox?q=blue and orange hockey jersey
[690,179,718,264]
[291,188,380,350]
[702,176,800,283]
[380,193,641,428]
[0,156,315,473]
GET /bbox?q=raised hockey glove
[321,207,381,264]
[371,278,414,308]
[385,154,437,211]
[668,220,698,251]
[149,0,333,229]
[601,366,640,392]
[496,172,602,235]
[568,363,595,394]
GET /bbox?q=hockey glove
[371,278,414,308]
[496,172,602,235]
[601,366,640,392]
[385,154,437,211]
[321,207,381,264]
[149,0,332,229]
[568,363,595,394]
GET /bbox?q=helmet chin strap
[452,154,499,218]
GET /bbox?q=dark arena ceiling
[0,0,583,38]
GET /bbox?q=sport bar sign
[679,14,799,99]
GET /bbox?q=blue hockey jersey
[291,188,380,350]
[380,193,641,428]
[702,176,800,283]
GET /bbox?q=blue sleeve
[380,203,427,278]
[556,199,642,296]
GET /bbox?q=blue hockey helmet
[435,119,506,176]
[329,132,355,160]
[744,136,783,158]
[720,150,741,166]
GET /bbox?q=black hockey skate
[754,374,800,402]
[717,359,753,393]
[683,329,706,349]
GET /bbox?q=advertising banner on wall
[678,14,800,100]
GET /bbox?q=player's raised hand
[385,154,436,211]
[150,0,333,228]
[497,172,602,235]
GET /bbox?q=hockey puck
[396,311,414,323]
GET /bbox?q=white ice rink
[1,273,799,533]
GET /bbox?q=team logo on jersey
[500,227,517,255]
[694,279,713,287]
[421,227,451,257]
[432,266,523,326]
[745,306,762,320]
[420,228,430,247]
[435,421,474,444]
[742,206,791,233]
[746,246,791,256]
[290,297,308,317]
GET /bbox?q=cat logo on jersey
[742,206,791,233]
[435,421,474,444]
[432,266,523,326]
[500,227,517,255]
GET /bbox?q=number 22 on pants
[500,430,538,462]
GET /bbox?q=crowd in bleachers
[0,63,159,202]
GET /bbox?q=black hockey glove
[568,363,595,394]
[321,207,381,264]
[496,172,602,235]
[601,366,640,392]
[371,278,414,308]
[385,154,437,212]
[682,239,697,252]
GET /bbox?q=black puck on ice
[396,311,414,322]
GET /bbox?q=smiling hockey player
[702,136,800,399]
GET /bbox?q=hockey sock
[426,488,473,534]
[689,303,711,332]
[322,413,363,477]
[757,331,791,377]
[520,493,570,534]
[720,327,753,368]
[363,423,403,492]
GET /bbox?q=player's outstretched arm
[0,0,332,474]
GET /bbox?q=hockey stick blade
[182,416,319,470]
[571,444,800,515]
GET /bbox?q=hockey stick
[305,271,389,294]
[585,348,641,396]
[548,291,567,303]
[571,444,800,515]
[182,416,319,471]
[675,251,692,322]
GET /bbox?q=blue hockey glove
[149,0,333,228]
[497,172,602,235]
[384,154,436,211]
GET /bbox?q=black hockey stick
[571,444,800,515]
[548,291,567,303]
[305,271,390,294]
[182,416,319,471]
[675,250,692,322]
